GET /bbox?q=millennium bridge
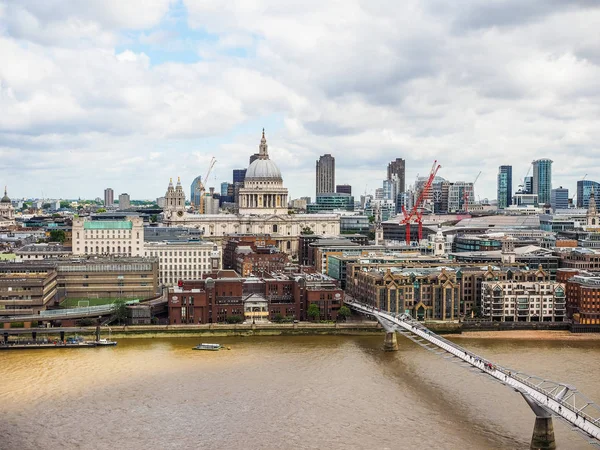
[346,299,600,450]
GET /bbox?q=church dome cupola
[1,186,10,204]
[245,129,282,180]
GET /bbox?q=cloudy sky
[1,0,599,202]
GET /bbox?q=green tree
[368,215,375,223]
[112,299,128,325]
[337,306,351,321]
[42,203,51,209]
[225,315,243,324]
[59,201,71,209]
[96,208,106,213]
[48,229,66,243]
[307,303,320,321]
[301,226,314,235]
[150,214,158,223]
[273,313,284,323]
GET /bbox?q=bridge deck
[347,300,600,445]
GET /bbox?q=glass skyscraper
[497,165,512,209]
[577,180,600,208]
[532,159,553,205]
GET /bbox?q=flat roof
[84,221,133,230]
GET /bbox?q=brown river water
[1,335,599,450]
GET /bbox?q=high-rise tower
[387,158,406,194]
[497,166,512,209]
[532,159,553,205]
[316,154,335,196]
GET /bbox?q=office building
[532,159,553,205]
[233,169,247,184]
[497,166,512,209]
[316,154,335,196]
[387,158,406,194]
[190,176,202,209]
[72,217,144,257]
[307,193,354,213]
[336,184,352,195]
[220,182,229,197]
[576,180,600,208]
[118,193,131,210]
[482,281,566,322]
[550,187,569,212]
[524,176,533,195]
[104,188,114,207]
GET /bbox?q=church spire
[259,128,269,160]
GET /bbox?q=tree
[225,315,243,324]
[96,208,107,213]
[112,300,128,325]
[368,215,376,223]
[273,313,284,323]
[150,214,158,223]
[307,303,320,321]
[301,226,314,235]
[337,306,351,322]
[60,201,71,209]
[42,203,51,209]
[48,229,66,243]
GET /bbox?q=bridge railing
[346,299,600,444]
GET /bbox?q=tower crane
[463,171,481,213]
[518,164,532,193]
[572,174,588,207]
[400,160,441,245]
[199,157,217,214]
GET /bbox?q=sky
[1,0,599,202]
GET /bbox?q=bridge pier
[530,417,556,450]
[383,332,398,351]
[521,393,556,450]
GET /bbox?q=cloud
[1,0,599,202]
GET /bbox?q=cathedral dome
[244,129,282,181]
[246,159,282,180]
[1,187,10,204]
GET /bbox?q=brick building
[565,271,600,325]
[168,271,343,324]
[223,235,288,276]
[347,266,460,321]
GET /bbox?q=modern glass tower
[532,159,553,205]
[577,180,600,208]
[497,166,512,209]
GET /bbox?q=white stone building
[163,177,186,220]
[72,217,144,256]
[482,280,566,322]
[163,130,340,256]
[144,241,221,286]
[0,187,15,227]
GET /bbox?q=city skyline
[2,2,600,200]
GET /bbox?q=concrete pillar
[384,331,399,351]
[530,417,556,450]
[60,331,65,342]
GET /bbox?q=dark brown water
[1,335,599,449]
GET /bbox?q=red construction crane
[400,160,441,245]
[463,171,481,213]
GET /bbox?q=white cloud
[1,0,599,201]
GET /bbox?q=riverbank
[454,330,600,340]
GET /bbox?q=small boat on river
[193,343,222,351]
[94,338,117,347]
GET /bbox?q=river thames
[1,335,599,449]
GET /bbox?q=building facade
[167,271,342,324]
[336,184,352,195]
[532,159,553,205]
[118,193,131,210]
[144,240,221,286]
[238,131,289,215]
[0,188,15,227]
[550,187,569,212]
[576,180,600,208]
[350,267,460,321]
[316,154,335,197]
[566,273,600,325]
[164,178,186,219]
[190,176,202,209]
[0,263,58,317]
[104,188,114,207]
[72,217,144,257]
[308,193,354,213]
[387,158,406,195]
[497,165,512,209]
[482,280,566,322]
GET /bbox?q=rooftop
[84,221,133,230]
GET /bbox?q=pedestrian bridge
[346,299,600,449]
